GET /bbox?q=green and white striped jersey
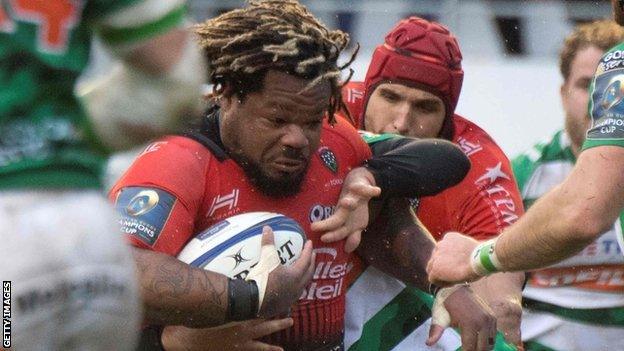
[0,0,185,189]
[512,130,624,350]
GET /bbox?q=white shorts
[0,190,140,351]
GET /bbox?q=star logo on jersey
[228,248,250,269]
[318,147,338,173]
[475,162,510,185]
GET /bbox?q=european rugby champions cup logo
[126,190,160,216]
[601,75,624,111]
[318,147,338,173]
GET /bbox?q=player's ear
[217,83,236,112]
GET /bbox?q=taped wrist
[227,278,259,321]
[431,284,465,327]
[470,238,503,276]
[245,241,281,311]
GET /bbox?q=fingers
[319,225,350,244]
[311,182,377,235]
[344,230,362,253]
[497,313,522,345]
[304,244,316,283]
[312,208,347,234]
[348,181,381,199]
[261,226,275,246]
[459,328,479,351]
[459,319,496,351]
[425,323,445,346]
[248,318,294,339]
[291,240,315,284]
[476,327,497,351]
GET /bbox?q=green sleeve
[358,130,399,145]
[511,152,533,196]
[87,0,186,46]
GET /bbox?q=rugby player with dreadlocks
[110,1,470,350]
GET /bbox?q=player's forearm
[475,272,525,293]
[496,147,624,271]
[359,198,435,290]
[470,272,524,311]
[494,186,593,271]
[122,29,189,75]
[132,247,228,327]
[367,137,470,198]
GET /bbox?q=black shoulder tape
[180,107,229,162]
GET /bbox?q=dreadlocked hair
[195,0,358,124]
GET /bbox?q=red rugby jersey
[341,81,524,240]
[110,115,371,350]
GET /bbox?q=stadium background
[85,0,613,156]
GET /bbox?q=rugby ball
[177,212,306,279]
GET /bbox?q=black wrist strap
[227,278,259,321]
[137,325,165,351]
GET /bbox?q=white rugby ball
[177,212,306,279]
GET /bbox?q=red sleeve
[322,114,372,167]
[449,136,525,240]
[418,120,525,241]
[341,81,366,129]
[109,136,212,255]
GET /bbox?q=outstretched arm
[359,198,498,350]
[357,198,434,290]
[314,135,470,251]
[81,1,206,151]
[428,145,624,285]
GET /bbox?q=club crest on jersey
[318,147,338,173]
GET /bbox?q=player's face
[220,70,329,197]
[364,83,446,138]
[561,45,604,155]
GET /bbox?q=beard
[231,151,309,198]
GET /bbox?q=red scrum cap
[363,17,464,129]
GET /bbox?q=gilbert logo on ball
[177,212,306,279]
